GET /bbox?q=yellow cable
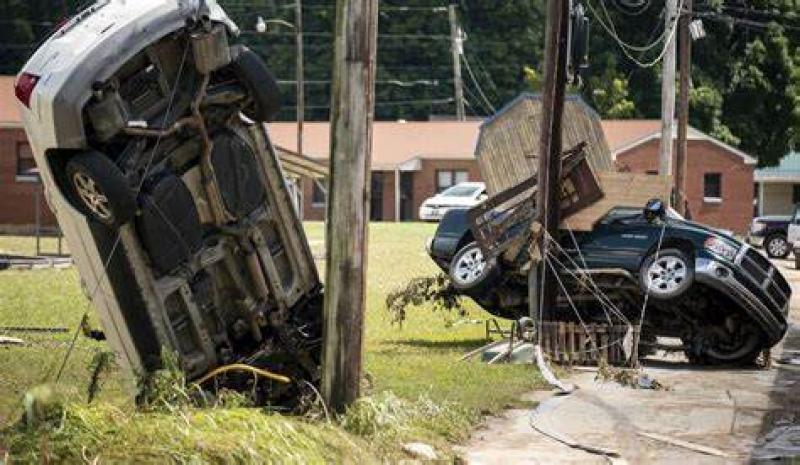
[194,363,292,386]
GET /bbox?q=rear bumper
[419,207,446,221]
[694,257,789,345]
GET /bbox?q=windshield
[440,185,481,197]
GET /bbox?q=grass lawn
[0,223,545,462]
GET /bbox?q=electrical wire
[462,52,497,114]
[587,0,684,68]
[193,363,291,386]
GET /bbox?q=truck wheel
[639,248,694,300]
[65,151,136,227]
[765,234,790,259]
[449,242,500,295]
[227,45,281,122]
[684,318,763,366]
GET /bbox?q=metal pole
[675,0,692,215]
[659,0,677,178]
[296,0,305,158]
[535,0,570,321]
[35,184,41,256]
[322,0,378,413]
[448,4,466,121]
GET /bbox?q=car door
[787,206,800,245]
[566,210,659,272]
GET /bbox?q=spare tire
[227,45,281,122]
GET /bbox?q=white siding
[761,183,795,215]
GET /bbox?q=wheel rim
[72,172,112,220]
[453,246,487,286]
[768,237,788,257]
[644,255,687,296]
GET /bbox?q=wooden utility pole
[295,0,305,158]
[534,0,570,321]
[448,4,466,121]
[675,0,693,215]
[321,0,378,413]
[659,0,678,176]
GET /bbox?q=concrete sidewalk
[459,259,800,464]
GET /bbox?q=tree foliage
[1,0,799,165]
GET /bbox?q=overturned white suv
[16,0,323,404]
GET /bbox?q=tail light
[15,72,40,108]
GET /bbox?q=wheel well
[765,230,786,240]
[456,231,474,251]
[45,148,81,200]
[644,238,695,264]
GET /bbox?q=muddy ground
[459,258,800,464]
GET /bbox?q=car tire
[228,45,281,122]
[683,319,764,366]
[449,242,501,294]
[65,151,136,227]
[639,248,694,300]
[764,234,790,259]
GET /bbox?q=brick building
[268,121,482,221]
[0,74,755,231]
[610,120,756,234]
[0,76,57,234]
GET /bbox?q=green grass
[0,223,545,462]
[0,234,70,257]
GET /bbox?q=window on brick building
[16,142,38,180]
[311,179,326,206]
[645,170,658,175]
[436,170,468,193]
[792,184,800,204]
[703,173,722,201]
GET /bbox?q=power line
[461,52,496,113]
[587,0,684,68]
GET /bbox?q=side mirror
[643,198,666,223]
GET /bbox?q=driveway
[459,258,800,464]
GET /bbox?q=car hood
[754,215,792,224]
[669,218,742,245]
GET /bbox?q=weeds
[385,274,465,326]
[86,350,116,404]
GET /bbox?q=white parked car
[418,182,487,221]
[16,0,322,405]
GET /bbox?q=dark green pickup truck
[428,204,791,365]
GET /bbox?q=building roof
[609,120,757,165]
[267,121,482,170]
[0,76,21,126]
[602,119,661,152]
[754,152,800,182]
[0,75,755,169]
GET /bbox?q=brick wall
[616,139,754,233]
[300,158,481,221]
[0,127,57,233]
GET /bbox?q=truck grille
[739,247,791,310]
